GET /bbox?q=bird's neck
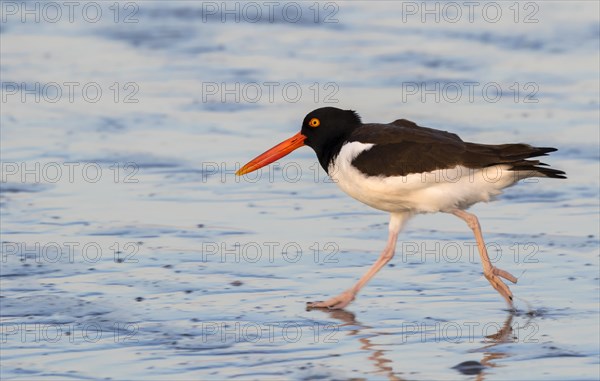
[315,132,353,174]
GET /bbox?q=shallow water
[1,1,599,380]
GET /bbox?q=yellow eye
[309,118,320,128]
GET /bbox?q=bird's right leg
[452,209,517,307]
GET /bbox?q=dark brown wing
[348,120,566,178]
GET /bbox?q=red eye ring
[309,118,320,128]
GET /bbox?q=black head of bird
[236,107,362,175]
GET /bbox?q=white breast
[328,142,520,213]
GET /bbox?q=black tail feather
[509,163,567,179]
[464,143,566,179]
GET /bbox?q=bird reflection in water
[324,309,405,381]
[454,313,517,380]
[313,309,519,380]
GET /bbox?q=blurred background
[1,1,599,380]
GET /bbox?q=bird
[236,107,566,310]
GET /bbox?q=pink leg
[452,209,517,307]
[307,212,409,310]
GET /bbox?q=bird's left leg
[307,212,409,310]
[452,209,518,307]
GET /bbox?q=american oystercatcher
[236,107,566,309]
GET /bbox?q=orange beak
[236,132,307,176]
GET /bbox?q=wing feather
[348,121,565,178]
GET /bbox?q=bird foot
[306,290,356,310]
[484,266,518,307]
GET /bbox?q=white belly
[328,142,520,213]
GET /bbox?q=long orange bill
[236,132,306,176]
